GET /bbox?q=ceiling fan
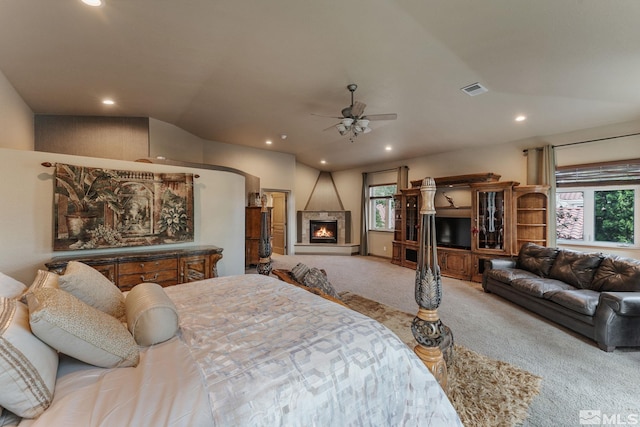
[315,84,397,142]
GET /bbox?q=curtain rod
[553,131,640,148]
[524,131,640,153]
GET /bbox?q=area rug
[340,291,542,427]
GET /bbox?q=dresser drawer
[118,259,177,275]
[118,270,179,288]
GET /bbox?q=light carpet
[341,291,542,427]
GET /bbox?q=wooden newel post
[411,177,451,390]
[257,195,273,276]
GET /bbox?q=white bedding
[17,274,461,426]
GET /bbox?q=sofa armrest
[600,292,640,316]
[486,258,516,270]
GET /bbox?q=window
[556,186,637,247]
[369,184,397,231]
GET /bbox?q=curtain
[542,145,557,247]
[359,172,369,255]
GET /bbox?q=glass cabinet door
[476,190,505,250]
[405,195,419,242]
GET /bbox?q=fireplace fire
[310,220,338,244]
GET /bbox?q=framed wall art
[53,163,194,250]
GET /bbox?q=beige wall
[0,148,245,284]
[0,70,33,151]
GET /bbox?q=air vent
[461,82,488,96]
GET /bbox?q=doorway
[264,191,288,255]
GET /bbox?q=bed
[2,272,461,426]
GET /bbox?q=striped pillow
[0,298,58,418]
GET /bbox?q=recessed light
[265,140,272,145]
[320,160,326,165]
[280,134,287,140]
[102,99,115,105]
[82,0,103,6]
[385,146,392,151]
[515,115,526,122]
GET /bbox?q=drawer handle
[140,263,145,268]
[140,273,159,282]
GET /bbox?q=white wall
[0,148,245,284]
[0,70,33,151]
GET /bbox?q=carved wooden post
[257,195,273,276]
[411,177,450,390]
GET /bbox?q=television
[435,216,472,250]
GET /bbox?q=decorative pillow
[0,272,27,299]
[302,267,341,300]
[125,283,179,346]
[58,261,125,320]
[0,298,58,418]
[20,270,59,303]
[290,263,310,283]
[27,288,139,369]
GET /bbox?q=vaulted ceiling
[1,1,639,171]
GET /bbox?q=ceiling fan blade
[322,123,340,131]
[365,113,398,121]
[311,113,343,119]
[351,101,366,118]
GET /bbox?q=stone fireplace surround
[297,211,351,245]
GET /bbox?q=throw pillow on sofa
[290,263,310,283]
[590,256,640,292]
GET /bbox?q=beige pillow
[0,298,58,418]
[0,272,27,299]
[27,288,139,369]
[126,283,179,346]
[58,261,125,320]
[20,270,59,304]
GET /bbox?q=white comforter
[18,274,461,426]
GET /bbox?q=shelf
[517,239,547,243]
[517,208,547,211]
[517,223,547,227]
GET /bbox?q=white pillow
[27,288,139,369]
[126,283,179,346]
[58,261,126,320]
[0,298,58,418]
[0,272,27,299]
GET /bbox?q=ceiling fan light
[356,119,369,128]
[341,118,354,127]
[362,126,372,134]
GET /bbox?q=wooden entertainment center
[391,173,549,282]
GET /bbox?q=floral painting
[53,163,194,250]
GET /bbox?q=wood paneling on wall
[35,115,149,161]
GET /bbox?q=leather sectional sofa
[482,243,640,351]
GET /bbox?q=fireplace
[310,220,338,244]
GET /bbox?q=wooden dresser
[245,207,271,267]
[46,245,223,291]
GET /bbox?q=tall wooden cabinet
[245,206,271,267]
[391,187,421,269]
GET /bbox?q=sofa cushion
[547,289,600,316]
[590,256,640,292]
[486,268,540,284]
[548,249,604,289]
[516,243,559,277]
[511,278,576,298]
